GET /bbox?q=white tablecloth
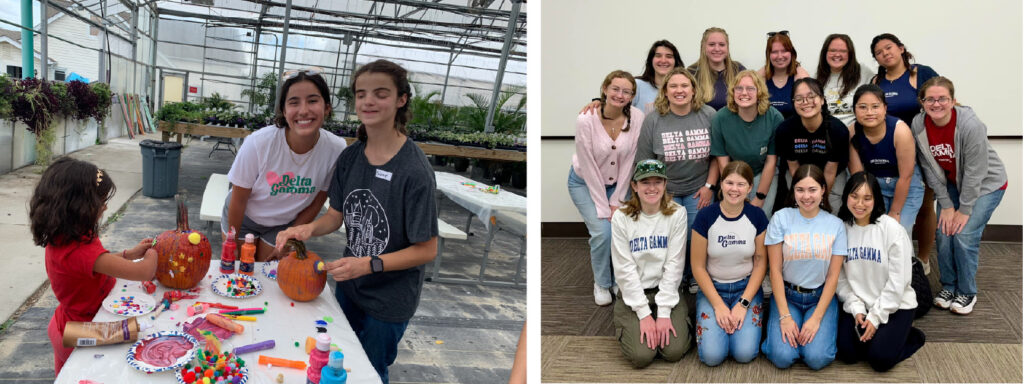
[56,263,381,384]
[434,171,527,228]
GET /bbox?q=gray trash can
[139,140,183,198]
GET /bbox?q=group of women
[568,28,1007,371]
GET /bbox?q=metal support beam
[247,3,269,114]
[20,0,34,78]
[272,0,293,110]
[131,7,138,94]
[40,0,48,80]
[484,0,522,133]
[149,9,159,105]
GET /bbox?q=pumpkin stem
[175,194,190,232]
[286,239,307,260]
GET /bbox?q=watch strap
[756,192,767,200]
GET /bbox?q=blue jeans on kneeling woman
[695,276,764,366]
[761,284,838,370]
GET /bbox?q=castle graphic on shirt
[343,189,390,258]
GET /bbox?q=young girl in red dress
[29,157,159,374]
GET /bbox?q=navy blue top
[766,75,795,119]
[853,115,900,178]
[876,64,938,124]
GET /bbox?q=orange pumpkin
[277,239,327,302]
[154,195,211,289]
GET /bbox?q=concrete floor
[0,134,526,383]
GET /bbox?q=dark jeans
[336,288,410,384]
[836,309,925,372]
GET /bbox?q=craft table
[434,171,527,231]
[55,262,381,384]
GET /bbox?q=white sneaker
[611,285,619,297]
[594,284,612,306]
[933,289,954,309]
[951,294,977,315]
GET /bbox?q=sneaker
[688,280,699,294]
[933,289,954,309]
[951,294,977,315]
[611,285,619,297]
[594,284,612,306]
[921,259,931,276]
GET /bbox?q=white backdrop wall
[540,0,1023,227]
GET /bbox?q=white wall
[34,12,100,81]
[540,0,1023,227]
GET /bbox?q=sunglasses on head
[281,67,324,81]
[767,30,789,38]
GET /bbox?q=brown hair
[764,33,800,78]
[30,157,116,247]
[814,34,861,100]
[351,59,412,141]
[620,179,678,220]
[273,71,334,129]
[726,70,771,115]
[654,67,703,115]
[717,161,754,201]
[918,76,956,100]
[599,70,637,132]
[785,163,831,212]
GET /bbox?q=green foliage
[49,82,76,118]
[0,74,14,119]
[155,101,203,124]
[201,92,235,112]
[34,125,56,166]
[461,85,526,135]
[241,72,277,118]
[90,82,112,123]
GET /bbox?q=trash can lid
[139,140,183,150]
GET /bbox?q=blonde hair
[726,70,771,115]
[620,179,678,220]
[654,67,704,115]
[689,27,741,105]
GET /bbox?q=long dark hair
[273,71,333,128]
[838,171,886,225]
[637,40,685,87]
[30,157,116,247]
[815,34,861,100]
[785,163,830,213]
[352,59,412,142]
[870,33,916,84]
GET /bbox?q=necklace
[287,131,319,167]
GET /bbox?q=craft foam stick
[219,307,263,314]
[223,315,257,322]
[205,313,245,334]
[233,340,275,355]
[258,355,307,369]
[219,309,265,315]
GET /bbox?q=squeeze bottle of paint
[319,351,347,384]
[219,227,237,274]
[307,332,331,383]
[239,234,256,275]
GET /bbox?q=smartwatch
[370,255,384,273]
[705,182,717,191]
[755,192,767,200]
[738,297,751,309]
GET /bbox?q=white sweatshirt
[611,202,688,320]
[836,215,918,327]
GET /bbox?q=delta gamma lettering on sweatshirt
[836,215,917,327]
[611,202,688,320]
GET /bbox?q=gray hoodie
[910,106,1006,216]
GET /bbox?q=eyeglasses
[734,86,757,94]
[793,94,819,104]
[282,67,324,81]
[767,30,789,38]
[921,97,952,105]
[607,86,635,97]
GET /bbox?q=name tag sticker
[375,169,393,181]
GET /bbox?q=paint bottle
[239,234,256,276]
[219,227,237,274]
[319,351,347,384]
[307,331,331,383]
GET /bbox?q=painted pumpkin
[277,239,327,302]
[154,195,211,289]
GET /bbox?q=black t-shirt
[328,137,438,322]
[774,115,849,172]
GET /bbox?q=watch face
[371,257,383,273]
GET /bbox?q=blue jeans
[696,276,764,366]
[761,285,838,370]
[336,289,409,384]
[749,171,777,217]
[877,166,925,235]
[936,184,1004,296]
[672,194,700,284]
[567,167,618,289]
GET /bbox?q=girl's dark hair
[351,59,412,141]
[29,157,116,247]
[792,77,827,116]
[838,171,886,225]
[870,33,915,84]
[786,163,830,212]
[851,83,888,153]
[815,34,861,100]
[599,70,636,132]
[273,71,334,128]
[638,40,685,86]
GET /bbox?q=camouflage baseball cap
[633,159,667,181]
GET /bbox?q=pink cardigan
[571,106,645,219]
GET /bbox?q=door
[161,74,185,106]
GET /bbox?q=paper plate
[261,260,278,280]
[210,274,263,298]
[102,293,157,317]
[126,331,198,373]
[176,366,248,384]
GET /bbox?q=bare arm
[743,232,768,302]
[226,185,252,240]
[758,155,777,196]
[508,323,526,384]
[716,155,730,176]
[846,124,864,174]
[768,243,790,317]
[292,191,329,226]
[888,123,917,217]
[809,255,845,321]
[93,249,157,281]
[824,162,839,195]
[691,231,728,310]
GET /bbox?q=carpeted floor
[541,237,1023,383]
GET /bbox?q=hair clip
[96,169,103,186]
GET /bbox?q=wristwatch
[370,255,384,273]
[705,182,717,191]
[738,297,751,309]
[755,192,767,200]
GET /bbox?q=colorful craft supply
[219,307,262,313]
[103,294,157,316]
[305,336,317,354]
[205,314,244,334]
[232,340,275,355]
[222,315,257,322]
[188,232,202,245]
[141,280,157,294]
[196,302,238,310]
[176,348,247,384]
[211,275,262,298]
[258,355,306,369]
[319,350,347,384]
[479,185,501,194]
[219,309,265,316]
[323,316,333,323]
[200,331,221,355]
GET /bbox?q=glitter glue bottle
[220,227,237,274]
[307,329,331,383]
[319,350,346,384]
[239,234,256,276]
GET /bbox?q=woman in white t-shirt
[835,171,925,372]
[222,68,347,261]
[690,161,768,366]
[610,159,691,368]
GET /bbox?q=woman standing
[691,161,768,366]
[580,40,685,115]
[711,70,783,215]
[815,34,873,127]
[755,31,810,119]
[911,77,1007,315]
[611,159,692,368]
[688,27,746,110]
[634,67,718,294]
[568,70,645,306]
[761,164,846,371]
[848,84,924,235]
[836,171,925,372]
